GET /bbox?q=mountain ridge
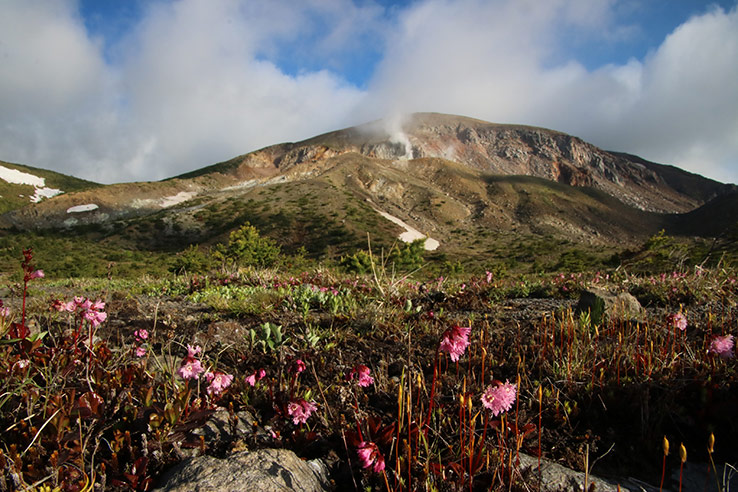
[1,113,735,267]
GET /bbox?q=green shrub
[169,245,214,275]
[215,222,281,270]
[388,239,425,271]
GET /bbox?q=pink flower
[177,344,205,379]
[29,270,44,279]
[292,359,306,374]
[205,371,234,395]
[177,359,204,379]
[348,365,374,387]
[287,398,317,425]
[709,334,735,359]
[134,329,149,341]
[76,298,92,310]
[439,325,471,362]
[135,346,147,357]
[83,309,107,327]
[245,368,266,386]
[481,380,517,417]
[0,307,9,317]
[668,312,687,331]
[357,441,385,472]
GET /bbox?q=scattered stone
[576,288,644,326]
[153,448,330,492]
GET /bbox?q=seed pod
[679,443,687,463]
[663,436,669,456]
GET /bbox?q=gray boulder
[576,288,644,327]
[518,452,634,492]
[153,448,331,492]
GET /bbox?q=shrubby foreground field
[0,230,736,491]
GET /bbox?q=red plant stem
[538,387,543,491]
[659,454,666,492]
[459,395,465,460]
[498,417,506,485]
[355,418,364,442]
[424,350,440,435]
[407,392,412,492]
[541,317,547,360]
[617,358,620,385]
[478,411,489,458]
[514,374,521,463]
[679,460,684,492]
[468,402,474,492]
[21,277,28,328]
[382,469,392,492]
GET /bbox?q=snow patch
[31,187,63,203]
[0,165,46,187]
[0,165,64,203]
[67,204,99,213]
[374,209,439,250]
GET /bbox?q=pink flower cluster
[292,359,306,374]
[53,297,107,327]
[667,312,687,332]
[25,269,44,282]
[439,325,471,362]
[347,364,374,387]
[245,368,266,386]
[709,334,735,359]
[205,371,234,395]
[133,329,149,357]
[177,344,205,379]
[357,441,385,472]
[287,398,317,425]
[0,300,9,318]
[481,380,517,417]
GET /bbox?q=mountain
[0,160,100,214]
[0,113,734,268]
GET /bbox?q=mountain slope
[179,113,731,214]
[0,113,734,269]
[0,160,100,214]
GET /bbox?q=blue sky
[1,0,736,184]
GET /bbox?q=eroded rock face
[153,448,330,492]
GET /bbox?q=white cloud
[360,0,738,184]
[0,0,368,183]
[0,0,736,186]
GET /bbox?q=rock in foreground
[154,448,330,492]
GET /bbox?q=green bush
[339,250,373,274]
[389,239,426,271]
[169,245,214,275]
[215,223,282,270]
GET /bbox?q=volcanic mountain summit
[179,112,730,214]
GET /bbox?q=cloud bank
[0,0,736,184]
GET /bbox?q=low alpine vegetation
[0,248,735,491]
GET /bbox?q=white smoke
[385,113,413,160]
